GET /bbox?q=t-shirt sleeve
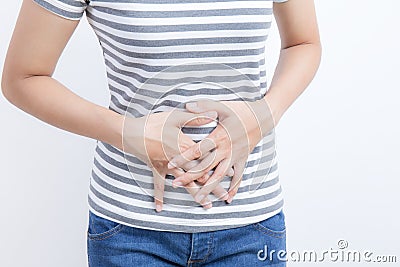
[32,0,88,20]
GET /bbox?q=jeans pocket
[87,210,125,241]
[252,210,286,239]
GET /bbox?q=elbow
[1,77,19,107]
[1,71,14,104]
[282,38,322,50]
[315,40,323,66]
[304,38,323,66]
[1,69,26,108]
[316,39,322,55]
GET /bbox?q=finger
[169,169,213,209]
[227,166,234,177]
[181,158,203,171]
[170,161,211,187]
[172,150,221,186]
[182,156,212,184]
[211,184,229,201]
[153,168,166,212]
[169,122,227,170]
[193,181,229,203]
[197,161,234,182]
[194,158,231,203]
[167,167,185,178]
[186,100,231,117]
[168,165,209,190]
[196,172,210,184]
[183,150,212,167]
[167,169,212,209]
[168,138,217,169]
[173,110,217,128]
[197,166,233,183]
[179,152,215,185]
[227,159,246,204]
[184,181,212,209]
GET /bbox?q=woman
[1,0,321,266]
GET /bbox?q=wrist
[262,91,284,127]
[98,108,124,150]
[247,99,274,140]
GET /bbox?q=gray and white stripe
[33,0,288,232]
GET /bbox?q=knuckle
[183,177,193,184]
[201,199,211,206]
[154,182,164,191]
[193,146,202,158]
[179,143,190,151]
[152,160,164,169]
[229,188,238,195]
[214,172,224,179]
[230,185,240,193]
[214,175,222,181]
[197,176,208,184]
[182,162,194,170]
[178,177,189,185]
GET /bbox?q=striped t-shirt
[34,0,288,233]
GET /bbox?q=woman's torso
[84,0,284,232]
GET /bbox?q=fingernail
[204,203,212,209]
[173,181,183,188]
[204,111,217,118]
[156,205,162,212]
[186,102,197,109]
[195,194,205,203]
[187,102,203,112]
[167,162,175,169]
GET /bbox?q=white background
[0,1,399,266]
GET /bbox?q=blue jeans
[87,210,287,266]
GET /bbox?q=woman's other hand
[168,99,275,204]
[123,109,230,211]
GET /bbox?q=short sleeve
[32,0,88,20]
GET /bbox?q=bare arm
[1,0,123,149]
[265,0,322,124]
[167,0,322,202]
[1,0,230,210]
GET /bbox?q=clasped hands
[122,99,274,212]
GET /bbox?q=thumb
[185,100,215,113]
[175,111,217,127]
[186,100,232,118]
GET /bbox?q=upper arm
[273,0,321,49]
[2,0,84,90]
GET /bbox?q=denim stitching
[187,233,214,264]
[87,224,125,241]
[252,223,286,239]
[89,213,97,235]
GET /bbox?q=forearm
[264,42,322,125]
[2,76,123,149]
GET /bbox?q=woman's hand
[168,99,275,204]
[123,109,231,211]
